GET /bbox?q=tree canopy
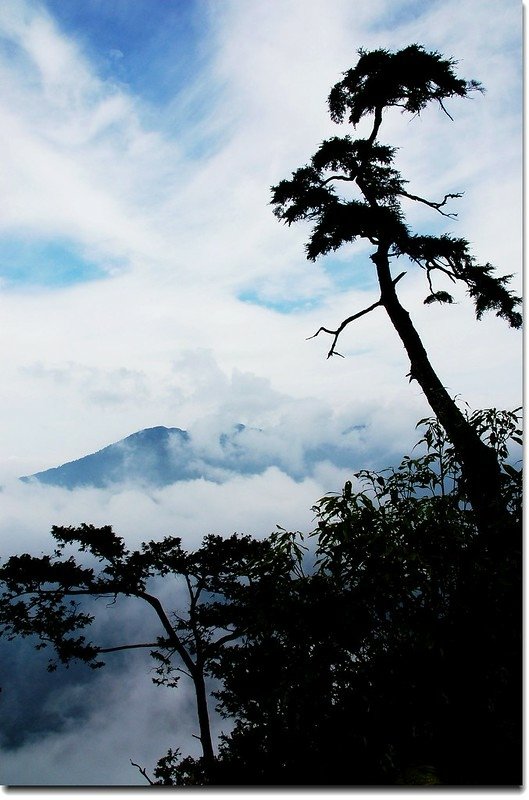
[272,45,520,329]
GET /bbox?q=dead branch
[130,759,155,785]
[321,173,358,186]
[308,271,406,358]
[438,98,454,121]
[399,190,462,218]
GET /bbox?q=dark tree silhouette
[165,410,521,785]
[271,45,521,551]
[0,529,292,781]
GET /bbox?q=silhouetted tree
[0,529,292,781]
[271,45,521,551]
[173,409,521,785]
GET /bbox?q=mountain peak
[21,426,190,489]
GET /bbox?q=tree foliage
[327,45,481,124]
[0,526,294,773]
[272,45,520,327]
[200,408,522,786]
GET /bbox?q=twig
[176,666,193,679]
[438,99,454,121]
[308,271,406,358]
[130,759,154,785]
[399,190,462,218]
[308,299,382,358]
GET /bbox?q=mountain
[21,427,193,489]
[20,423,364,490]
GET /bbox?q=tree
[270,45,521,550]
[0,528,293,782]
[189,409,522,785]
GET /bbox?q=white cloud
[0,649,203,785]
[0,0,519,406]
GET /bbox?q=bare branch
[321,173,358,187]
[413,257,457,284]
[434,263,457,283]
[176,666,192,679]
[98,642,162,654]
[308,299,381,357]
[426,267,435,295]
[438,98,454,121]
[367,105,383,144]
[130,760,154,786]
[5,588,118,603]
[185,574,204,661]
[211,629,242,650]
[308,271,406,358]
[134,591,197,676]
[399,190,463,218]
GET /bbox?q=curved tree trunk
[372,244,511,550]
[139,590,216,777]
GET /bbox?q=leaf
[502,463,520,479]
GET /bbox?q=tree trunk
[142,590,216,779]
[192,664,216,777]
[372,245,511,550]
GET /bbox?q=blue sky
[0,0,520,304]
[0,0,522,788]
[0,237,107,287]
[42,0,211,111]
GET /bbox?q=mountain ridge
[20,422,363,490]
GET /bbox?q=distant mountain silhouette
[21,427,197,489]
[21,423,366,490]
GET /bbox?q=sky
[0,0,522,791]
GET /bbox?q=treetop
[270,44,521,332]
[328,44,483,126]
